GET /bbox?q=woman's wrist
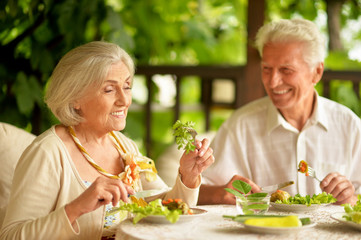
[64,201,83,225]
[178,169,200,188]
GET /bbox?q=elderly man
[198,18,361,205]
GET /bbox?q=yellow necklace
[68,126,128,179]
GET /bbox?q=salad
[342,195,361,224]
[107,198,192,224]
[273,192,337,206]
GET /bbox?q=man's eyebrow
[261,62,293,68]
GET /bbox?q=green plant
[172,120,197,154]
[225,180,269,215]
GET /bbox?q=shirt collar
[311,92,329,131]
[266,91,328,135]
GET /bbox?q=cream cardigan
[0,126,199,240]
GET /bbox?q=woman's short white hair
[45,41,135,126]
[255,18,326,68]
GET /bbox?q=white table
[116,204,361,240]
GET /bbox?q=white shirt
[203,94,361,196]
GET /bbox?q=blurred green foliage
[1,0,361,159]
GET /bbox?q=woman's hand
[178,138,214,188]
[65,176,134,226]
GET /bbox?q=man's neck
[279,93,316,131]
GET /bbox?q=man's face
[261,42,322,114]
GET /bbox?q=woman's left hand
[178,138,214,188]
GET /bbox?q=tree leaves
[12,72,43,116]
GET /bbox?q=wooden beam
[241,0,266,107]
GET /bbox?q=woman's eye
[104,87,114,93]
[124,82,132,90]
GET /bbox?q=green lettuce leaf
[107,199,182,224]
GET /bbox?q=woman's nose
[115,89,131,106]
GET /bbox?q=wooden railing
[135,66,361,156]
[322,70,360,98]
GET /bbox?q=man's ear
[313,62,324,85]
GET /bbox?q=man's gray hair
[255,18,326,68]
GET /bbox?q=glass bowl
[236,195,270,215]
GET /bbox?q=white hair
[255,18,326,68]
[45,41,135,126]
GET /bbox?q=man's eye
[262,67,271,73]
[281,68,293,74]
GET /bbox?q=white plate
[133,188,171,199]
[331,212,361,231]
[270,202,330,212]
[242,221,316,234]
[143,208,208,224]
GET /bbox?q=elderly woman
[0,41,214,239]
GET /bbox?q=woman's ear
[73,101,81,110]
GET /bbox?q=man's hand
[198,175,261,205]
[321,172,357,205]
[223,175,262,203]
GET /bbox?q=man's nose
[269,71,282,88]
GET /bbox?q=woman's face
[76,61,132,133]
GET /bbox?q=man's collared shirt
[203,94,361,196]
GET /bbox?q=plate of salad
[330,195,361,231]
[108,198,207,224]
[331,212,361,231]
[144,207,207,224]
[270,192,337,212]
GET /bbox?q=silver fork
[185,127,198,144]
[308,166,321,182]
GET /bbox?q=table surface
[116,204,361,240]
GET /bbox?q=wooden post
[239,0,266,107]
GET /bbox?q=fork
[308,166,321,182]
[185,127,198,144]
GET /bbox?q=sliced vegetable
[244,215,302,227]
[224,214,311,227]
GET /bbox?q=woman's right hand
[65,176,134,226]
